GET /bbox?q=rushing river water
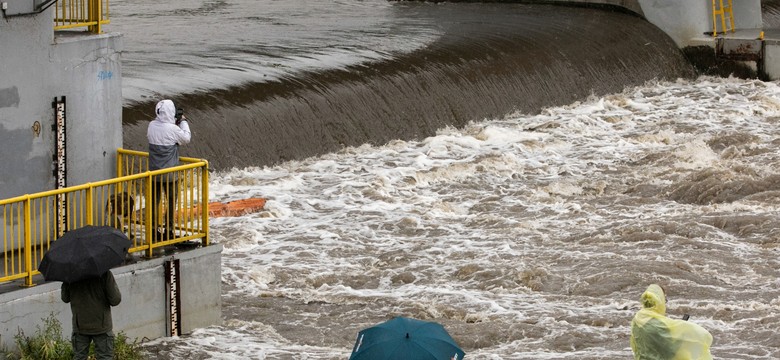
[139,76,780,359]
[102,0,780,359]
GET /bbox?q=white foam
[154,76,780,359]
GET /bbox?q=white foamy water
[144,76,780,359]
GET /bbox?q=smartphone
[682,314,690,321]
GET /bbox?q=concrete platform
[689,28,773,47]
[687,28,780,80]
[0,244,222,352]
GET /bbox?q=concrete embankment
[0,245,222,352]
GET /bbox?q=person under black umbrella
[62,271,122,360]
[38,225,129,360]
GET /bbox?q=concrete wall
[51,33,124,188]
[517,0,763,49]
[636,0,762,47]
[447,1,763,49]
[0,245,223,352]
[732,1,763,31]
[636,0,710,48]
[764,39,780,80]
[0,7,123,199]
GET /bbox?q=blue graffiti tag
[97,71,113,81]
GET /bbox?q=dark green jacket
[61,271,122,335]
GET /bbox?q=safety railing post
[201,162,209,247]
[23,196,34,287]
[719,0,727,36]
[86,184,94,226]
[87,0,101,34]
[727,0,735,35]
[712,0,720,37]
[116,149,123,178]
[146,173,154,258]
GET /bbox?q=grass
[2,313,145,360]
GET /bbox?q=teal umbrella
[349,317,465,360]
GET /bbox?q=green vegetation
[111,333,144,360]
[8,314,72,360]
[1,314,145,360]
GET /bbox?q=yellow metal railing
[54,0,110,34]
[712,0,735,37]
[1,149,209,287]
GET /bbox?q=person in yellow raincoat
[630,284,713,360]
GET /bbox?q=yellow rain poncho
[630,284,713,360]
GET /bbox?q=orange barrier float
[178,197,267,218]
[208,198,267,217]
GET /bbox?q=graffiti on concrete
[98,71,113,81]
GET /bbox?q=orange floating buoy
[179,197,267,218]
[212,198,267,217]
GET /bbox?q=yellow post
[146,173,154,258]
[23,196,34,287]
[727,0,735,34]
[114,151,124,221]
[88,0,102,34]
[719,0,727,36]
[201,162,209,247]
[712,0,720,37]
[116,148,123,178]
[86,184,94,225]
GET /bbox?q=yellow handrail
[54,0,110,34]
[1,149,209,287]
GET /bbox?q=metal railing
[54,0,110,34]
[1,149,209,287]
[711,0,735,37]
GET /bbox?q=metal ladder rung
[712,0,735,37]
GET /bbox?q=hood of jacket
[155,99,176,125]
[640,284,666,316]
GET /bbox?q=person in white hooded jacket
[147,99,191,240]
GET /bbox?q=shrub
[11,314,72,360]
[111,332,144,360]
[1,313,145,360]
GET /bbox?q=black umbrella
[38,225,131,283]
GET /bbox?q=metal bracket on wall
[2,0,57,16]
[31,121,41,137]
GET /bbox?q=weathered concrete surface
[0,9,123,199]
[406,0,763,49]
[638,0,762,48]
[764,37,780,80]
[452,0,777,81]
[0,245,222,353]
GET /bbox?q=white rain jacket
[147,99,191,178]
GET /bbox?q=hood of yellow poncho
[640,283,666,316]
